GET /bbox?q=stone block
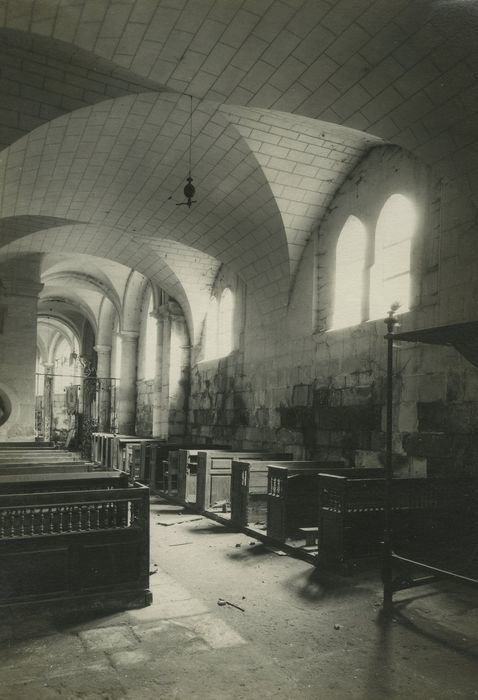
[354,450,427,477]
[417,401,473,434]
[291,383,312,406]
[398,401,418,432]
[354,450,382,469]
[79,625,138,652]
[402,432,453,458]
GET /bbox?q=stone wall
[136,379,154,436]
[0,257,43,442]
[188,145,478,476]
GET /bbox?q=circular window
[0,389,12,427]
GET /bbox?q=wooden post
[382,305,399,612]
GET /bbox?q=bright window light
[218,288,234,357]
[369,194,417,320]
[169,324,182,398]
[332,216,367,329]
[143,292,156,380]
[205,297,219,360]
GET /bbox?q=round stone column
[94,344,112,432]
[116,331,139,435]
[151,309,171,439]
[42,362,54,442]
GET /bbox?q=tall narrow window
[332,216,367,329]
[169,324,182,398]
[369,194,416,320]
[35,352,45,396]
[141,291,156,380]
[113,325,122,380]
[53,337,78,394]
[218,288,234,357]
[204,297,218,361]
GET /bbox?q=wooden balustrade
[0,482,151,610]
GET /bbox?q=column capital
[94,344,111,354]
[6,279,44,299]
[118,330,139,341]
[150,301,182,321]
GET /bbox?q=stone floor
[0,496,477,699]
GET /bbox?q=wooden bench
[175,445,231,504]
[124,439,159,481]
[149,446,199,495]
[137,439,169,484]
[0,451,84,465]
[0,476,151,611]
[196,451,293,512]
[266,462,381,544]
[0,461,95,476]
[230,458,294,530]
[299,526,319,548]
[318,473,478,573]
[0,470,129,492]
[91,432,116,467]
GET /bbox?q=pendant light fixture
[176,94,197,208]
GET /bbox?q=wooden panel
[197,452,293,512]
[78,538,142,588]
[0,546,68,599]
[318,474,478,572]
[0,482,151,610]
[266,463,378,543]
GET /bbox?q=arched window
[204,297,218,361]
[332,216,367,329]
[35,351,44,396]
[112,320,122,380]
[139,289,156,380]
[203,288,235,360]
[169,323,183,398]
[369,194,416,320]
[218,288,234,357]
[53,337,78,394]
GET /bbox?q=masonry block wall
[188,145,478,476]
[0,257,43,442]
[136,379,153,436]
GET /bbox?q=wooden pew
[149,443,202,493]
[112,436,156,472]
[266,462,381,543]
[124,440,158,481]
[0,476,150,611]
[91,432,116,467]
[173,445,231,503]
[0,450,84,465]
[0,462,95,476]
[318,473,478,573]
[196,451,294,512]
[0,442,52,448]
[138,440,169,484]
[231,458,278,529]
[0,470,129,492]
[177,449,201,503]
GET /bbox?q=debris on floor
[157,516,202,526]
[217,598,245,612]
[265,546,288,556]
[168,542,193,547]
[210,499,230,512]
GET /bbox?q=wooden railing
[0,488,147,539]
[0,483,151,609]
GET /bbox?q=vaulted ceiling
[0,0,476,341]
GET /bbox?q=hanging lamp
[176,94,197,208]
